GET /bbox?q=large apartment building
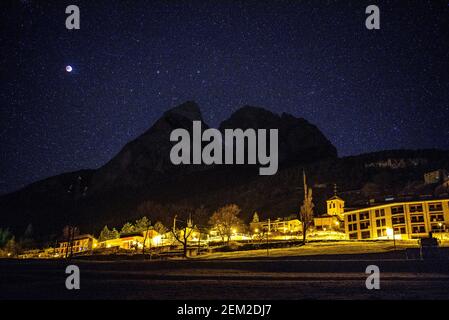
[344,199,449,240]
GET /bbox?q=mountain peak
[163,101,202,122]
[220,104,337,164]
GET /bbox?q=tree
[120,222,135,235]
[99,226,111,241]
[99,226,119,242]
[0,228,12,248]
[171,214,195,257]
[299,171,314,245]
[252,212,260,223]
[62,225,79,258]
[153,221,167,235]
[135,217,151,255]
[110,228,119,239]
[209,204,243,243]
[5,236,20,257]
[20,224,35,250]
[135,217,151,233]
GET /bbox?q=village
[4,170,448,260]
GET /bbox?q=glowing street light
[386,228,396,250]
[386,228,393,237]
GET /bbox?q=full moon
[66,65,73,72]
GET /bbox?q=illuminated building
[424,169,448,185]
[56,234,97,255]
[143,229,161,247]
[344,199,449,240]
[98,234,144,250]
[314,188,345,231]
[249,215,302,234]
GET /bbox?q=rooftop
[344,196,449,214]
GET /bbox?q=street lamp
[232,228,237,239]
[386,228,396,250]
[386,228,393,238]
[334,220,340,231]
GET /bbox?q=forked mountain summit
[1,101,448,237]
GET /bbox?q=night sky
[1,0,448,194]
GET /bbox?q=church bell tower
[326,184,345,219]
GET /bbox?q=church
[315,185,449,240]
[313,186,345,232]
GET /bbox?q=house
[424,169,448,185]
[314,214,341,231]
[56,234,97,256]
[99,233,144,250]
[249,215,302,234]
[143,229,163,247]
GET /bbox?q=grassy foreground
[194,240,421,260]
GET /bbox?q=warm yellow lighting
[232,228,237,234]
[438,222,443,227]
[386,228,394,238]
[255,228,259,233]
[152,235,162,246]
[335,221,340,226]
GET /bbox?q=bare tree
[171,215,195,257]
[209,204,243,243]
[299,171,314,245]
[63,225,79,258]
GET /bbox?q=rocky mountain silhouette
[219,106,337,164]
[1,101,448,240]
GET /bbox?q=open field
[194,240,419,260]
[2,241,449,300]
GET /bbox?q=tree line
[0,171,315,258]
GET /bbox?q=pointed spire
[334,183,337,197]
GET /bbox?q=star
[0,1,448,195]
